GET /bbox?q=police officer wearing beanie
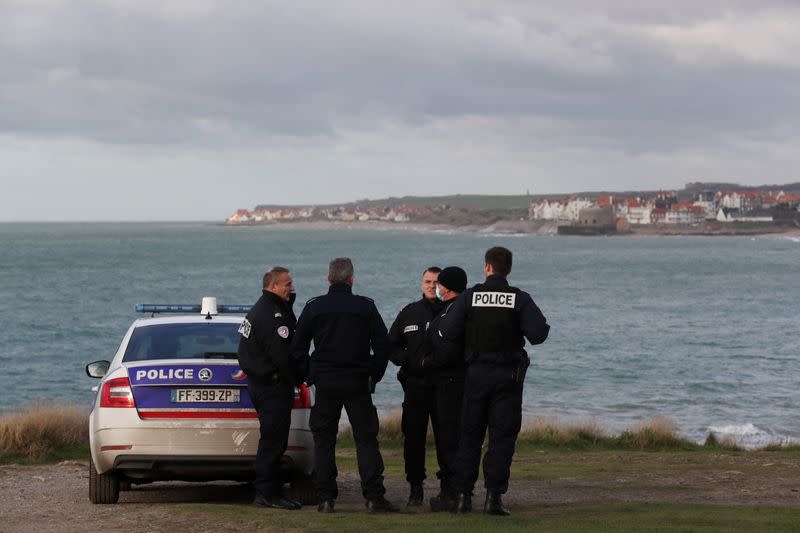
[421,266,468,512]
[292,257,398,514]
[237,266,303,510]
[439,247,549,516]
[388,266,443,506]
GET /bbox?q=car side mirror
[86,360,110,378]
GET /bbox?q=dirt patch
[1,452,799,531]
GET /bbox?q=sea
[1,222,798,448]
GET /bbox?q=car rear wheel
[89,458,120,504]
[288,472,316,505]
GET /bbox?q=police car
[85,297,314,504]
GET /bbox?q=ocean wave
[706,423,796,449]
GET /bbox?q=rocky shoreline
[223,218,800,237]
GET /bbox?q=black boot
[366,496,400,513]
[484,491,511,516]
[253,493,302,510]
[407,483,423,506]
[429,481,453,512]
[451,492,472,514]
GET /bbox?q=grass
[0,402,89,463]
[0,404,794,465]
[342,410,746,452]
[176,502,800,532]
[4,404,799,531]
[178,442,800,532]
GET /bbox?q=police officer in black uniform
[388,266,442,506]
[439,247,550,516]
[421,266,468,512]
[292,257,398,514]
[237,266,302,510]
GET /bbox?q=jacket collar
[484,274,509,287]
[328,282,353,294]
[262,289,294,310]
[421,295,444,314]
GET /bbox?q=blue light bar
[218,304,252,313]
[136,304,201,313]
[135,304,251,314]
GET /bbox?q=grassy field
[178,444,800,532]
[3,404,800,531]
[175,502,800,533]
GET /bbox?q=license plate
[170,388,240,403]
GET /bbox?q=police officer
[292,257,398,514]
[388,266,442,506]
[421,266,468,512]
[237,266,302,510]
[439,247,550,516]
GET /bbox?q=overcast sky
[2,0,799,221]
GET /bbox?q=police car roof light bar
[135,303,251,314]
[218,304,252,313]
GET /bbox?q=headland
[224,182,800,237]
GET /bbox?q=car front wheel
[89,458,120,504]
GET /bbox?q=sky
[1,0,799,221]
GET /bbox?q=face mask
[435,285,444,301]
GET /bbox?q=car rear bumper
[113,454,257,481]
[90,408,313,477]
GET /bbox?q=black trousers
[451,363,522,494]
[248,381,294,498]
[401,377,464,489]
[310,377,386,501]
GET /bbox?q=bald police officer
[439,247,550,516]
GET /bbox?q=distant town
[225,182,800,235]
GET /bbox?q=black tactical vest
[465,283,524,353]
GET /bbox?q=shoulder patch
[277,325,289,339]
[238,318,252,339]
[274,312,282,318]
[403,324,419,334]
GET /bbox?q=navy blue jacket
[438,274,549,365]
[423,297,467,381]
[292,282,391,385]
[388,296,443,378]
[237,290,298,385]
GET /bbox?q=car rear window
[123,323,241,362]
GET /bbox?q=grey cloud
[1,1,799,153]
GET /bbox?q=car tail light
[292,383,312,409]
[100,377,136,408]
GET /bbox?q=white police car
[85,297,314,504]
